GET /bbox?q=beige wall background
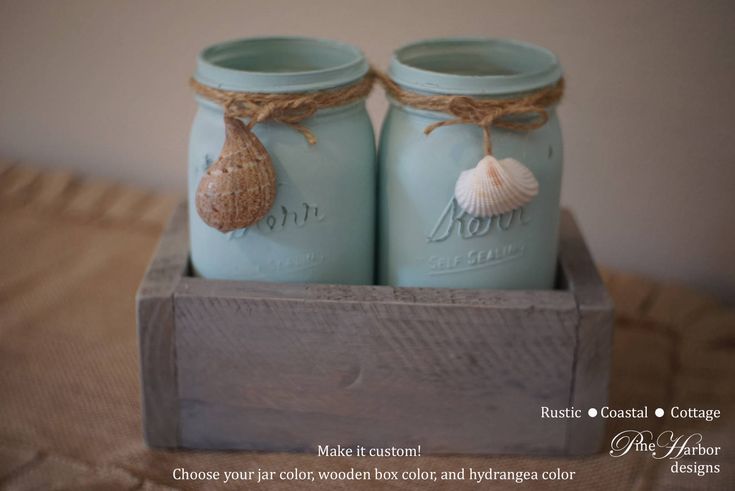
[1,0,734,302]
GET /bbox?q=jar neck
[196,97,366,119]
[194,36,369,93]
[388,37,562,96]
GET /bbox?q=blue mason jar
[378,38,564,289]
[189,37,376,283]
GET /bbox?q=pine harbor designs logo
[609,430,721,477]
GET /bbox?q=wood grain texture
[176,276,573,309]
[174,292,578,454]
[558,210,614,454]
[137,203,613,455]
[135,202,189,447]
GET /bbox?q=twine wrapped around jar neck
[375,71,564,155]
[190,71,376,144]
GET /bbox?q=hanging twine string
[375,71,564,155]
[190,71,376,144]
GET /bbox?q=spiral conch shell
[454,155,539,218]
[196,116,277,232]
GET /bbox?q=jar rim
[194,36,369,93]
[389,37,562,95]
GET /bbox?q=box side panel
[136,202,189,447]
[566,308,614,454]
[559,210,615,454]
[559,210,613,310]
[174,295,579,455]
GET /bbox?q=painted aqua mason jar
[189,37,376,283]
[378,38,564,289]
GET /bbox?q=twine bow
[376,72,564,155]
[221,96,320,144]
[190,71,375,144]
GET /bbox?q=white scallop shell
[454,155,539,217]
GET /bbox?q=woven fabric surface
[0,162,733,490]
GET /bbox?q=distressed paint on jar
[189,37,376,283]
[378,38,564,289]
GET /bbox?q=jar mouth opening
[195,36,369,93]
[390,37,562,95]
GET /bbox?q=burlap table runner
[0,162,733,490]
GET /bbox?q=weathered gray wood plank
[176,276,575,310]
[559,210,614,454]
[174,292,579,454]
[558,210,612,310]
[136,202,189,447]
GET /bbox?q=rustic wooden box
[137,202,613,456]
